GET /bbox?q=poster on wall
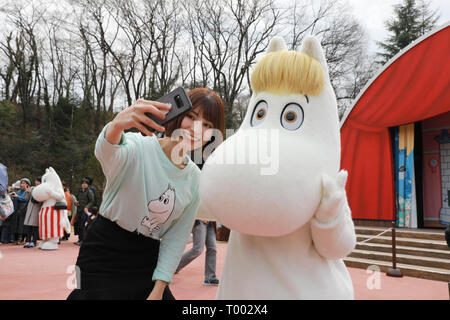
[394,124,417,228]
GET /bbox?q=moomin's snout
[199,128,333,237]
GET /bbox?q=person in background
[70,192,78,235]
[0,217,8,243]
[6,181,20,243]
[85,176,98,204]
[23,177,42,248]
[0,163,8,243]
[0,163,7,197]
[61,181,73,241]
[10,178,31,244]
[176,219,219,285]
[73,178,94,246]
[0,215,3,243]
[0,186,15,243]
[85,206,98,233]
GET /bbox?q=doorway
[420,111,450,229]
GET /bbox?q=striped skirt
[39,206,65,239]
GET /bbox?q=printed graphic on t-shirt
[141,184,176,234]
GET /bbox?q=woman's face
[20,181,28,190]
[178,108,215,151]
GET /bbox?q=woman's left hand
[148,280,167,300]
[148,290,163,300]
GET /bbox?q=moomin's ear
[299,36,329,77]
[267,36,287,53]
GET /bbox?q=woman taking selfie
[67,88,225,300]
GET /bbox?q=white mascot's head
[199,36,340,237]
[32,167,65,203]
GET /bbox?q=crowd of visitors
[0,163,220,288]
[0,174,98,248]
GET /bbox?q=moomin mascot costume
[199,36,356,299]
[32,167,71,250]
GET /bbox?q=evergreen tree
[377,0,439,64]
[48,98,73,175]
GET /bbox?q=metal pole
[387,221,403,277]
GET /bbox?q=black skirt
[10,201,27,235]
[67,214,175,300]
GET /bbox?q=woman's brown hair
[164,88,225,138]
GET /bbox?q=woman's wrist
[148,280,167,300]
[154,280,167,291]
[106,120,125,145]
[110,119,126,134]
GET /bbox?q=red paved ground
[0,235,448,300]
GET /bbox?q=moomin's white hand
[315,170,348,223]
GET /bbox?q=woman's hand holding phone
[107,99,172,144]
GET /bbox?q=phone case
[144,87,193,132]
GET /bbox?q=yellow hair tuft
[251,50,325,96]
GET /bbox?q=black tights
[24,226,38,244]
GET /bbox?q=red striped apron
[39,206,65,239]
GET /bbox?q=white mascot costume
[32,167,71,250]
[199,36,356,299]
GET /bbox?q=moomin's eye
[281,103,304,131]
[251,101,268,127]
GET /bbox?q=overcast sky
[346,0,450,52]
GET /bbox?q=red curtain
[341,26,450,220]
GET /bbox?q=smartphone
[143,87,192,133]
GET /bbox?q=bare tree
[144,0,182,98]
[0,5,43,126]
[180,0,213,88]
[77,4,112,132]
[283,0,373,117]
[104,0,149,105]
[286,0,337,50]
[0,33,19,102]
[97,0,185,104]
[0,0,375,124]
[185,0,281,128]
[336,51,378,118]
